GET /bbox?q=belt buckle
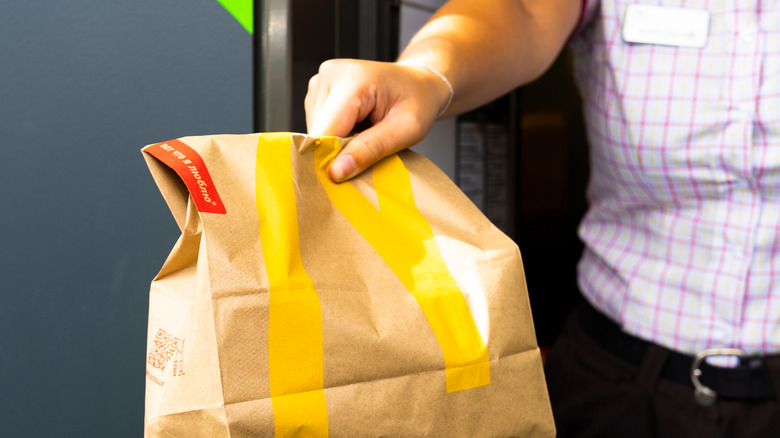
[690,348,746,406]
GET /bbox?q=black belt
[578,300,776,401]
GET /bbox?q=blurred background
[0,1,586,435]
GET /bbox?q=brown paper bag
[141,133,554,437]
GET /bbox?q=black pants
[544,310,780,438]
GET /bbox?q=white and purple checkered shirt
[570,0,780,356]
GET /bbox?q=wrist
[396,61,454,119]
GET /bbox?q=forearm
[397,0,582,117]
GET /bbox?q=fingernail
[330,154,357,181]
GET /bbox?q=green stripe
[216,0,253,34]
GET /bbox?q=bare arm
[306,0,581,181]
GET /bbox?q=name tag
[622,4,710,48]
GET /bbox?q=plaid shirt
[569,0,780,356]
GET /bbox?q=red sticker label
[145,139,227,214]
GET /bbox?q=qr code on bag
[147,328,182,371]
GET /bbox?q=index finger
[309,79,377,138]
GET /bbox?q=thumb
[329,113,429,182]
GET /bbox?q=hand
[305,59,451,182]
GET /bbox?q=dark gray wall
[0,1,251,436]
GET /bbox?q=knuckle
[318,59,336,74]
[347,94,367,113]
[360,136,386,162]
[307,74,320,91]
[319,58,348,74]
[342,60,374,81]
